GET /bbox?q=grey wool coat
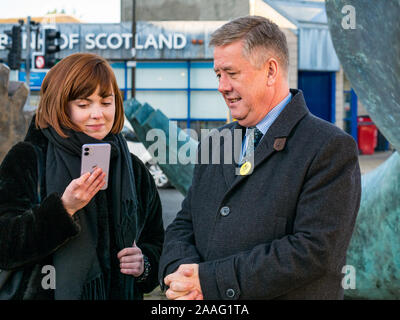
[159,89,361,300]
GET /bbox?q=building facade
[121,0,348,132]
[0,0,367,142]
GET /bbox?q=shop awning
[265,0,340,71]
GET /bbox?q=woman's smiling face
[67,86,116,140]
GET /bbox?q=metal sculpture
[124,99,197,196]
[326,0,400,299]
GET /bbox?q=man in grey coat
[159,15,361,300]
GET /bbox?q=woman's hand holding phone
[61,167,106,216]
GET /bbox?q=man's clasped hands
[164,264,204,300]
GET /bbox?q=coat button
[226,288,235,298]
[220,206,230,216]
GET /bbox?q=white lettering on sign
[135,33,187,50]
[121,33,132,49]
[60,34,69,50]
[0,32,188,51]
[34,33,44,51]
[95,33,107,50]
[0,34,7,50]
[174,33,186,49]
[144,34,157,49]
[22,33,27,50]
[85,33,95,50]
[20,33,39,50]
[69,34,79,50]
[135,34,143,49]
[159,34,172,49]
[107,33,123,50]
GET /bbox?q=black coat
[0,120,164,299]
[159,89,361,299]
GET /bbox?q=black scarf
[42,126,138,300]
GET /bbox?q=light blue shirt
[240,92,292,162]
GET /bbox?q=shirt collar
[246,92,292,136]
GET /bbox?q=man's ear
[266,58,279,86]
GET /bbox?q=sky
[0,0,121,23]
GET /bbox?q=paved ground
[144,150,395,300]
[358,150,393,174]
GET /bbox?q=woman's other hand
[117,241,144,277]
[61,167,106,216]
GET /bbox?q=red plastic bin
[357,116,377,155]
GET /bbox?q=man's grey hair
[210,15,289,72]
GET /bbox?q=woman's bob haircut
[36,53,124,138]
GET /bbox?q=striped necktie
[244,126,263,159]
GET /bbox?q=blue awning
[265,0,340,71]
[299,26,340,71]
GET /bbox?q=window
[114,60,230,135]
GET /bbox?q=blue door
[298,71,335,123]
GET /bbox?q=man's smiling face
[214,40,271,127]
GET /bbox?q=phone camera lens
[84,148,89,152]
[84,152,89,156]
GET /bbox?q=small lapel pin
[240,161,252,176]
[273,138,287,151]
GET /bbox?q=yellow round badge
[240,161,252,175]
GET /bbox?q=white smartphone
[81,143,111,190]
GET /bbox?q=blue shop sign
[0,21,224,61]
[18,71,47,87]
